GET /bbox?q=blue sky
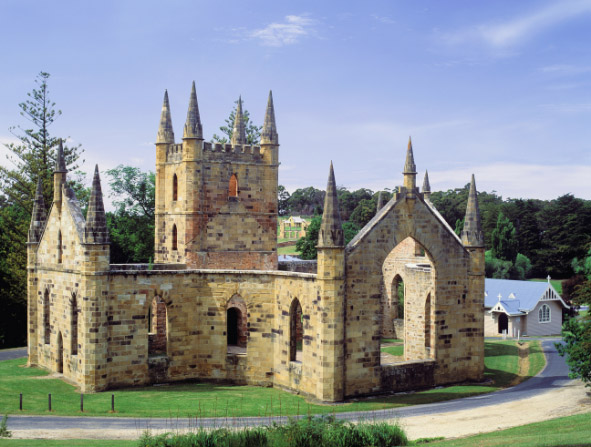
[1,0,591,203]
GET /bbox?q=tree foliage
[491,212,518,262]
[105,165,155,263]
[295,216,321,260]
[556,316,591,387]
[212,99,261,145]
[0,72,84,348]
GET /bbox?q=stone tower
[154,84,279,269]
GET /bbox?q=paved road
[0,348,26,361]
[5,339,571,432]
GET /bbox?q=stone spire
[231,96,247,145]
[422,170,431,200]
[183,81,203,139]
[55,139,67,173]
[318,162,344,247]
[403,136,417,190]
[461,174,484,247]
[84,165,109,244]
[156,90,175,144]
[376,191,384,212]
[260,90,278,145]
[28,178,47,243]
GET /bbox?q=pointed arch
[172,173,178,201]
[148,296,167,355]
[229,173,238,198]
[289,298,303,362]
[172,224,178,251]
[226,295,247,351]
[71,294,78,355]
[43,289,51,345]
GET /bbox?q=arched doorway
[227,307,240,346]
[56,332,63,374]
[498,313,508,334]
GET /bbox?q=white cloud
[444,0,591,49]
[539,103,591,113]
[371,14,396,25]
[250,15,315,47]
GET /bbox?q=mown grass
[381,338,403,344]
[380,345,404,356]
[278,245,300,255]
[427,411,591,447]
[0,341,544,419]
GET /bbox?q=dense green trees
[0,72,84,348]
[212,99,261,145]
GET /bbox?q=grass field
[277,244,300,255]
[427,411,591,447]
[0,341,543,419]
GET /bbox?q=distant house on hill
[279,216,310,240]
[484,278,569,337]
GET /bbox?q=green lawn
[381,345,404,356]
[426,412,591,447]
[529,278,563,294]
[0,341,543,419]
[278,245,300,255]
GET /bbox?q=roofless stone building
[27,83,485,402]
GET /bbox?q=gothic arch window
[71,294,78,355]
[172,174,178,201]
[226,295,247,351]
[44,289,50,344]
[539,304,551,323]
[57,231,63,264]
[148,296,167,355]
[229,174,238,198]
[289,298,303,362]
[393,275,404,319]
[172,225,178,251]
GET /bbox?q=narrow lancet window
[172,174,178,201]
[229,174,238,198]
[172,224,178,251]
[44,289,50,344]
[71,294,78,355]
[289,298,303,362]
[57,231,63,264]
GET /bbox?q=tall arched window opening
[289,298,303,362]
[539,304,550,323]
[172,174,178,201]
[56,332,63,374]
[228,174,238,198]
[226,295,247,353]
[71,294,78,355]
[57,231,63,264]
[393,275,404,319]
[172,225,178,251]
[148,296,167,355]
[44,289,50,344]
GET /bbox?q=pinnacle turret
[55,139,67,173]
[156,90,175,144]
[261,90,278,145]
[461,174,484,247]
[84,165,109,244]
[376,191,384,212]
[318,162,344,248]
[422,170,431,200]
[403,137,417,190]
[28,178,47,243]
[183,81,203,139]
[231,96,247,145]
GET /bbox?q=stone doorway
[498,313,508,334]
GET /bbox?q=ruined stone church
[27,82,485,402]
